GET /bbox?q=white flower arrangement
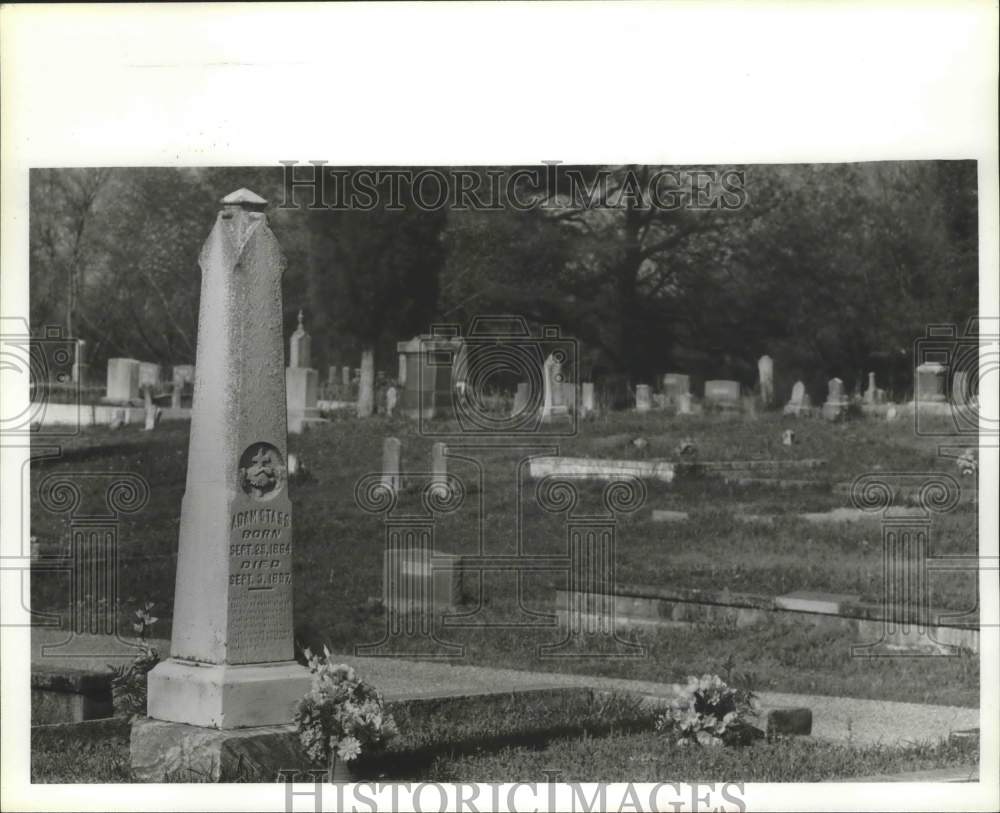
[656,672,759,747]
[294,646,397,776]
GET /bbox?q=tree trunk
[357,347,375,418]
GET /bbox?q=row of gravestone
[105,358,194,403]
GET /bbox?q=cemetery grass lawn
[428,730,979,783]
[31,412,979,707]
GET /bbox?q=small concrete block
[651,510,689,523]
[766,707,812,738]
[131,717,306,782]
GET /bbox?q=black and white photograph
[1,4,997,812]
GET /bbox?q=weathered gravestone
[342,365,351,390]
[581,382,595,415]
[677,392,693,415]
[170,364,194,406]
[71,339,88,385]
[431,441,448,497]
[864,371,877,404]
[105,358,140,403]
[783,380,812,417]
[397,352,408,386]
[109,407,126,430]
[560,381,578,415]
[540,352,570,422]
[133,189,310,780]
[916,361,947,403]
[758,355,774,408]
[142,387,162,431]
[635,384,652,413]
[512,381,530,416]
[285,311,325,433]
[381,436,402,494]
[357,351,376,418]
[170,381,183,410]
[821,377,848,421]
[172,364,195,388]
[397,334,463,420]
[385,385,398,416]
[138,362,161,389]
[704,379,740,410]
[661,373,690,406]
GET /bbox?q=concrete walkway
[341,656,979,748]
[29,632,978,747]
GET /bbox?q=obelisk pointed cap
[221,188,268,209]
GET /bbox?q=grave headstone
[916,361,947,403]
[385,385,398,417]
[144,404,162,431]
[170,381,183,410]
[105,358,140,403]
[512,381,530,416]
[821,377,849,421]
[757,355,774,407]
[560,381,578,415]
[635,384,652,413]
[431,441,448,496]
[677,392,693,415]
[172,364,195,394]
[661,373,691,405]
[71,339,88,385]
[288,310,311,369]
[342,365,351,390]
[864,371,877,404]
[704,379,741,410]
[109,408,126,430]
[782,429,795,446]
[381,437,402,494]
[783,380,812,417]
[397,353,407,386]
[540,352,569,422]
[383,546,462,613]
[357,349,375,418]
[143,188,310,736]
[397,335,463,420]
[285,312,324,433]
[138,362,161,389]
[581,382,595,415]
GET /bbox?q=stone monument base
[147,659,311,729]
[131,718,306,782]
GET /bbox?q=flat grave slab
[529,456,675,482]
[774,590,862,614]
